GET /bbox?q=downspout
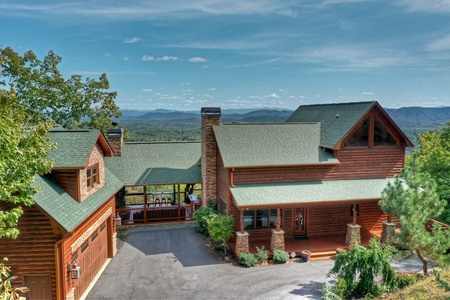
[230,168,236,188]
[54,232,73,300]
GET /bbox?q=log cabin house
[0,100,412,299]
[0,130,123,300]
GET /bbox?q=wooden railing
[116,203,201,224]
[425,219,450,232]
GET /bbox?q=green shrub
[238,252,258,267]
[273,249,290,264]
[192,200,218,234]
[321,282,341,300]
[393,272,419,291]
[255,246,269,263]
[207,213,235,255]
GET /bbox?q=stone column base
[270,229,285,252]
[381,222,396,244]
[235,231,249,258]
[345,224,361,246]
[112,232,118,257]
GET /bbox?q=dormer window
[86,164,99,189]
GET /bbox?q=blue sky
[1,0,450,111]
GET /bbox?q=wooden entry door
[293,207,307,236]
[24,275,52,300]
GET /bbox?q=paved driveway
[86,223,422,300]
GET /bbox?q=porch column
[270,229,285,252]
[345,224,361,246]
[381,221,396,244]
[235,231,249,258]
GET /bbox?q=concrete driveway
[86,223,423,300]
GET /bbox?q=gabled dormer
[47,129,114,202]
[286,101,413,150]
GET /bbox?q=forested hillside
[119,107,450,144]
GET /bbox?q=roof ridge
[124,141,201,145]
[299,101,375,108]
[220,122,319,126]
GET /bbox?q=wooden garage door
[74,222,108,300]
[24,275,52,300]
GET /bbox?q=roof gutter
[224,161,340,169]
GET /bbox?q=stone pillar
[382,222,396,244]
[270,229,285,252]
[112,232,118,257]
[235,231,249,258]
[345,224,361,246]
[107,127,123,156]
[201,107,221,205]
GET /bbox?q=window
[374,119,396,147]
[91,231,98,242]
[81,241,89,253]
[100,222,106,232]
[244,209,281,230]
[344,119,369,147]
[86,164,99,188]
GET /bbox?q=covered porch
[229,229,380,260]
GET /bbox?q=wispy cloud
[264,93,280,98]
[397,0,450,14]
[426,34,450,51]
[142,89,153,92]
[124,37,141,43]
[0,1,299,19]
[141,55,179,61]
[187,57,207,63]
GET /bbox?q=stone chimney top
[201,107,221,116]
[107,123,123,156]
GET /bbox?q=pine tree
[380,155,450,275]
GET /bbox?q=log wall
[232,147,405,184]
[0,204,59,299]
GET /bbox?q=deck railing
[117,202,200,224]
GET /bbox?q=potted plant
[301,250,311,262]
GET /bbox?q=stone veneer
[107,128,123,156]
[235,231,249,258]
[381,222,396,244]
[201,108,221,204]
[80,143,105,201]
[270,229,285,251]
[345,224,361,246]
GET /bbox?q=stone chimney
[107,122,123,156]
[201,107,221,204]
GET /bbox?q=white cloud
[158,56,179,61]
[426,34,450,51]
[278,89,288,93]
[142,89,153,92]
[123,56,129,61]
[208,88,216,91]
[142,55,155,61]
[142,55,179,61]
[361,91,373,95]
[124,37,141,43]
[264,93,280,98]
[188,57,207,63]
[398,0,450,13]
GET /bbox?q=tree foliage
[206,213,234,255]
[0,93,54,239]
[414,124,450,224]
[328,238,396,299]
[0,46,121,133]
[380,156,450,275]
[1,258,28,299]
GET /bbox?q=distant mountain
[119,106,450,143]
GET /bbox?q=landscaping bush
[273,249,290,264]
[192,200,217,234]
[255,246,269,263]
[238,252,258,267]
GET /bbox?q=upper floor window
[344,115,397,148]
[86,164,99,189]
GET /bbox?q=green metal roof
[33,168,123,232]
[213,123,339,168]
[48,129,100,168]
[105,142,202,185]
[286,101,375,148]
[230,178,394,207]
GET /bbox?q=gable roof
[33,168,123,232]
[286,101,376,148]
[48,129,114,168]
[105,142,202,185]
[230,178,394,208]
[213,123,339,168]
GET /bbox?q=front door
[24,275,52,300]
[293,207,307,236]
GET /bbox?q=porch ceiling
[230,178,394,207]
